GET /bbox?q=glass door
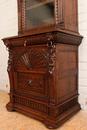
[25,0,54,30]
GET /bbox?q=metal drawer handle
[28,80,32,85]
[24,40,27,47]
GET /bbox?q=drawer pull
[28,80,32,85]
[24,40,27,47]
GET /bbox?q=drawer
[13,45,49,71]
[14,72,49,100]
[9,33,49,47]
[10,33,53,47]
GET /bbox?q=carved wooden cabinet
[3,0,83,129]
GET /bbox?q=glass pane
[25,0,54,29]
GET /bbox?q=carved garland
[3,39,13,72]
[7,48,13,72]
[47,35,56,75]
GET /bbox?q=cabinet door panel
[13,45,49,71]
[25,0,54,29]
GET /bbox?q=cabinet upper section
[18,0,78,35]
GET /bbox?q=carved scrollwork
[47,40,56,75]
[7,48,13,72]
[3,39,13,72]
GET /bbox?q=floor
[0,91,87,130]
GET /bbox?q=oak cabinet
[2,0,82,129]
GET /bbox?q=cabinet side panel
[56,44,78,103]
[64,0,78,32]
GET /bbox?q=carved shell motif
[14,48,49,69]
[13,42,56,74]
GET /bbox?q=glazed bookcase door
[25,0,55,29]
[18,0,64,34]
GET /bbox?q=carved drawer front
[14,72,49,100]
[13,45,49,71]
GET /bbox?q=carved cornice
[2,31,83,47]
[53,32,83,46]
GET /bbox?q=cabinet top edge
[2,29,83,41]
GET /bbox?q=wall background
[78,0,87,110]
[0,0,87,109]
[0,0,18,92]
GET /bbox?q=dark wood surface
[2,0,83,129]
[3,31,82,128]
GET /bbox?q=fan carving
[21,52,32,68]
[14,48,49,69]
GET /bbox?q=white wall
[0,0,18,92]
[78,0,87,110]
[0,0,87,109]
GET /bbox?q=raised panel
[14,72,49,100]
[13,45,49,71]
[56,44,78,102]
[64,0,78,32]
